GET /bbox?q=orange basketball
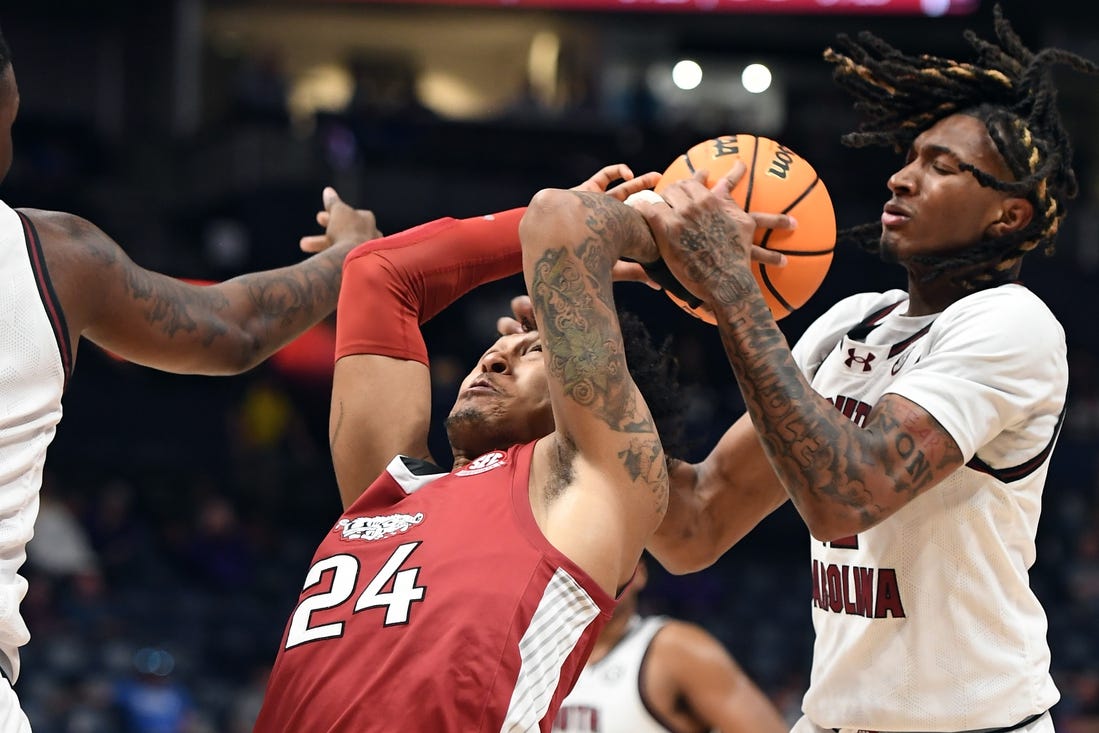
[654,134,836,322]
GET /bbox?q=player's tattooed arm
[698,257,964,538]
[31,208,369,375]
[522,188,666,494]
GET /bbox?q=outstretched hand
[300,187,383,253]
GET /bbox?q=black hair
[825,4,1099,289]
[0,25,9,73]
[619,310,687,462]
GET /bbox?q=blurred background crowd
[2,0,1097,730]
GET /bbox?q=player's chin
[878,233,902,265]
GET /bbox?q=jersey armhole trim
[966,405,1066,482]
[636,621,679,733]
[17,211,72,388]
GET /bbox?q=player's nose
[480,350,510,374]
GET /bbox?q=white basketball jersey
[0,200,68,682]
[793,286,1064,731]
[554,615,690,733]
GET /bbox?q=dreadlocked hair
[619,310,687,463]
[824,4,1098,289]
[0,25,10,73]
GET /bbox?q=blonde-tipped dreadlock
[824,5,1098,289]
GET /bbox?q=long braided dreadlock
[0,25,10,74]
[824,5,1098,289]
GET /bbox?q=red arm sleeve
[335,208,526,363]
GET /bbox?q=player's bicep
[330,355,432,509]
[861,392,965,519]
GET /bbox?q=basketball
[653,134,836,322]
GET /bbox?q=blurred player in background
[629,6,1098,733]
[554,556,788,733]
[0,26,381,731]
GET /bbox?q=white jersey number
[285,541,426,649]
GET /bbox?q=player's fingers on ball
[316,211,330,227]
[714,160,748,194]
[749,245,788,267]
[751,212,798,231]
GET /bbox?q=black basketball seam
[744,134,760,211]
[758,262,794,314]
[683,153,696,175]
[782,174,823,215]
[769,247,835,256]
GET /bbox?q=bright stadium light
[672,59,703,91]
[741,63,772,94]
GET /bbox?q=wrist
[638,259,707,310]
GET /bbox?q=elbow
[800,507,869,544]
[659,549,721,576]
[648,542,723,576]
[203,323,266,376]
[520,188,581,251]
[646,528,724,576]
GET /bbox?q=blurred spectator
[181,496,253,592]
[113,649,199,733]
[27,490,99,582]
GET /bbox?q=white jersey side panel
[554,616,680,733]
[792,286,1063,731]
[0,201,66,682]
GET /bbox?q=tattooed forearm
[711,291,962,532]
[530,245,652,433]
[135,240,345,355]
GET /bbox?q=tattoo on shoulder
[618,439,669,511]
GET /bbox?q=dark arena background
[3,0,1097,730]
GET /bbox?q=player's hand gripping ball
[648,134,836,322]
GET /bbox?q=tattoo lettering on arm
[680,203,964,531]
[873,401,961,494]
[720,314,963,530]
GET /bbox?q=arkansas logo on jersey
[455,450,508,476]
[335,512,424,541]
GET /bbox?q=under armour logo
[845,348,875,372]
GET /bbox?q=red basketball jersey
[254,441,616,732]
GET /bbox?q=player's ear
[987,196,1034,237]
